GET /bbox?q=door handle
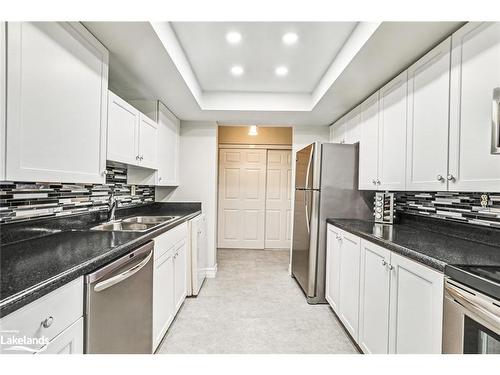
[304,192,310,234]
[492,87,500,154]
[94,251,152,292]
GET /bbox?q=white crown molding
[150,21,380,113]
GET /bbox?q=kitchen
[0,1,499,373]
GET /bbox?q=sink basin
[91,216,179,232]
[122,216,178,224]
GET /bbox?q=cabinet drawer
[37,317,84,354]
[154,222,188,260]
[0,277,83,352]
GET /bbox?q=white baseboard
[204,264,218,278]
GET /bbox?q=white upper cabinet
[107,90,157,170]
[138,114,158,170]
[378,71,408,191]
[330,117,346,144]
[389,252,444,354]
[359,92,380,190]
[344,106,362,144]
[406,38,451,191]
[449,22,500,192]
[1,23,5,181]
[5,22,108,183]
[107,91,140,166]
[156,101,180,186]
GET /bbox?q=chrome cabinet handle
[41,316,54,328]
[492,87,500,154]
[102,170,109,176]
[437,174,444,182]
[387,264,394,271]
[372,179,377,185]
[447,174,455,182]
[136,155,140,160]
[376,179,381,185]
[381,260,387,266]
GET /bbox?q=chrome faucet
[108,191,118,222]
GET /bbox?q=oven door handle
[446,284,500,330]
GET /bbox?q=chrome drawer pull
[41,316,54,328]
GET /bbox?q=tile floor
[157,249,358,354]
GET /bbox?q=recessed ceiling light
[230,65,244,76]
[248,125,258,136]
[226,31,242,44]
[275,66,288,77]
[282,32,298,45]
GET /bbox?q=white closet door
[218,149,267,249]
[265,150,292,249]
[449,22,500,192]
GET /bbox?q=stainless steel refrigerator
[291,142,373,304]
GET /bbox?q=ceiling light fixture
[226,31,242,44]
[248,125,258,136]
[275,66,288,77]
[230,65,244,76]
[282,32,298,45]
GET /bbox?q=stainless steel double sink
[91,216,179,232]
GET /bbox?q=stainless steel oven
[443,279,500,354]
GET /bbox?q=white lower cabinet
[0,277,84,354]
[337,232,361,340]
[325,225,342,312]
[388,252,444,354]
[326,225,444,354]
[38,318,83,354]
[152,223,188,350]
[358,240,391,354]
[173,241,188,313]
[153,250,175,349]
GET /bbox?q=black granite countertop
[0,202,201,317]
[326,215,500,272]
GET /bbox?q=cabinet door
[449,22,500,192]
[358,240,391,354]
[325,225,342,313]
[388,252,444,354]
[38,318,83,354]
[378,71,408,191]
[359,92,380,190]
[406,38,451,191]
[174,241,188,313]
[138,114,158,170]
[331,118,346,144]
[0,22,5,181]
[6,22,108,184]
[153,250,175,350]
[156,102,180,186]
[338,231,361,341]
[107,91,140,165]
[345,106,362,144]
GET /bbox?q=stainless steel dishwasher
[85,241,154,354]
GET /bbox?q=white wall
[156,121,218,276]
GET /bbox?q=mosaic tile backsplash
[395,191,500,229]
[0,165,155,223]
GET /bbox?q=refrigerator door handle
[304,191,310,234]
[305,143,314,190]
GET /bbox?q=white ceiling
[171,22,357,93]
[83,21,464,126]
